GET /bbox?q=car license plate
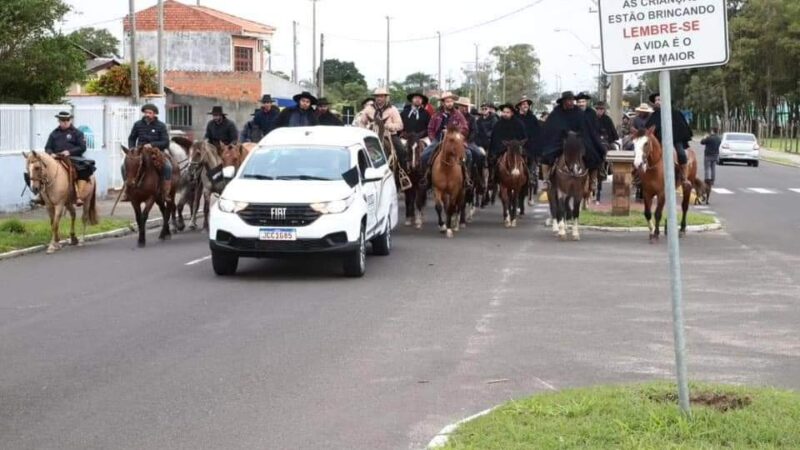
[259,228,297,241]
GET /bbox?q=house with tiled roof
[122,0,302,138]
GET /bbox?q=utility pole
[386,16,390,90]
[609,74,623,125]
[292,21,298,83]
[501,52,506,103]
[129,0,139,104]
[311,0,318,91]
[437,31,442,96]
[157,0,164,95]
[474,43,479,105]
[319,33,325,97]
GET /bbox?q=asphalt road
[2,182,799,449]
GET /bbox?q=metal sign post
[597,0,731,417]
[657,70,690,415]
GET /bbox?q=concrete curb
[760,155,800,169]
[0,217,164,262]
[427,407,496,449]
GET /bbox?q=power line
[61,15,127,32]
[296,0,548,44]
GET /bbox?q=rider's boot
[161,178,172,198]
[75,180,87,206]
[541,164,551,190]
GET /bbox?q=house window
[234,46,253,72]
[166,104,192,128]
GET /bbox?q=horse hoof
[679,231,686,238]
[70,236,79,246]
[188,224,197,231]
[176,224,185,232]
[572,234,580,241]
[137,241,146,248]
[559,233,567,241]
[511,220,518,228]
[504,220,511,228]
[404,218,413,227]
[545,218,552,226]
[446,229,454,239]
[46,246,57,254]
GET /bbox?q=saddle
[53,155,78,202]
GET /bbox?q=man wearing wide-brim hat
[538,91,606,189]
[401,92,431,141]
[124,103,171,200]
[575,91,592,111]
[274,91,320,129]
[315,97,343,126]
[644,92,694,182]
[205,105,239,146]
[36,111,96,206]
[515,95,542,164]
[253,94,279,136]
[357,87,407,169]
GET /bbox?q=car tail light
[754,143,760,150]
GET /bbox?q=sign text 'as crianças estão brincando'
[598,0,729,74]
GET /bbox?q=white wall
[124,31,233,71]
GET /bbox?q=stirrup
[398,168,412,191]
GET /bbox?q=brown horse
[548,131,588,241]
[633,127,697,242]
[23,151,98,253]
[401,131,428,227]
[497,140,529,228]
[121,144,179,247]
[430,124,466,238]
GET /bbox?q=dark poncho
[489,117,527,156]
[539,105,606,169]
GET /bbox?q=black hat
[260,94,274,103]
[470,107,480,116]
[497,103,516,112]
[594,101,608,108]
[556,91,576,105]
[293,91,318,105]
[649,92,660,104]
[317,97,331,106]
[481,102,496,109]
[141,103,159,114]
[360,97,375,107]
[575,91,592,101]
[208,106,226,116]
[406,92,429,104]
[516,96,533,107]
[54,111,73,120]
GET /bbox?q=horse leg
[434,192,446,233]
[67,204,79,245]
[500,187,511,227]
[655,196,665,241]
[644,194,655,242]
[510,189,519,228]
[45,205,60,254]
[557,193,567,240]
[680,181,691,237]
[415,185,426,229]
[131,202,145,248]
[157,198,171,241]
[202,190,211,230]
[518,185,526,217]
[571,196,581,241]
[548,185,559,233]
[175,183,187,232]
[404,187,414,226]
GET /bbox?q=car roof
[260,126,377,148]
[723,132,756,137]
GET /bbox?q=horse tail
[86,181,99,226]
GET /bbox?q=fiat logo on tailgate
[270,207,287,220]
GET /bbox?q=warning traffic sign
[598,0,729,74]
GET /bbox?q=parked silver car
[718,132,760,167]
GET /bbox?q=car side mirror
[342,166,360,188]
[363,167,383,183]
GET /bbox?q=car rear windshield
[726,134,756,142]
[241,147,351,181]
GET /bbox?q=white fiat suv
[208,126,399,277]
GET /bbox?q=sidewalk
[760,147,800,168]
[0,193,137,222]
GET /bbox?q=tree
[68,27,120,57]
[389,81,408,106]
[319,59,366,87]
[402,72,437,92]
[325,81,370,109]
[87,61,158,96]
[489,44,541,104]
[0,0,86,103]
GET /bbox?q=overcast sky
[61,0,619,96]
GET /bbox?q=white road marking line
[185,255,211,266]
[694,205,708,209]
[747,188,778,194]
[712,188,734,194]
[789,188,800,194]
[698,210,717,215]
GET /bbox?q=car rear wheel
[212,249,238,276]
[371,220,392,256]
[752,161,759,168]
[717,160,724,166]
[343,228,366,278]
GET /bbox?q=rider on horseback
[421,92,470,187]
[645,92,694,183]
[123,104,171,200]
[205,106,239,147]
[357,88,407,169]
[539,91,606,190]
[490,104,527,162]
[515,96,543,182]
[401,92,431,141]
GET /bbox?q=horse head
[24,151,49,194]
[121,145,146,190]
[633,126,662,171]
[220,143,245,179]
[562,131,586,177]
[441,124,465,163]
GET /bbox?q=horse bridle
[28,158,56,189]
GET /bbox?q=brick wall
[165,71,261,103]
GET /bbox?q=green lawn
[0,217,132,252]
[440,382,800,449]
[579,210,717,228]
[761,137,800,154]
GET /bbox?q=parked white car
[718,132,760,167]
[209,126,399,277]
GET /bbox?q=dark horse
[401,131,427,227]
[497,140,529,228]
[122,144,180,247]
[548,131,588,241]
